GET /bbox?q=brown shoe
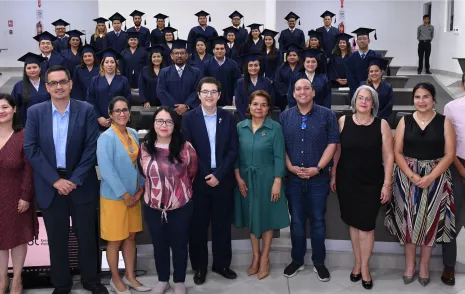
[247,255,260,276]
[441,267,455,286]
[257,256,270,280]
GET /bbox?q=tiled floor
[18,266,465,294]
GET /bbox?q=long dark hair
[148,52,164,77]
[143,106,185,164]
[298,56,322,74]
[260,36,277,59]
[67,37,83,50]
[284,50,301,67]
[79,51,99,68]
[243,59,262,93]
[245,30,262,48]
[0,93,23,132]
[331,40,352,56]
[21,63,41,105]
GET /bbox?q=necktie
[116,32,120,37]
[361,53,366,59]
[136,27,139,32]
[178,67,183,78]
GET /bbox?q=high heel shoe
[418,277,430,287]
[257,257,270,280]
[362,279,373,290]
[248,255,260,276]
[350,272,362,282]
[403,263,416,285]
[122,277,151,292]
[110,279,131,294]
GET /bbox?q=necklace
[127,135,134,153]
[354,114,373,126]
[415,111,435,125]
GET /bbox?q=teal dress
[233,117,290,237]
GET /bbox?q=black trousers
[418,40,432,71]
[442,159,465,269]
[189,182,233,271]
[41,194,100,290]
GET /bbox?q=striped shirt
[417,25,434,41]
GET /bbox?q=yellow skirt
[100,196,142,241]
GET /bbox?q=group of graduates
[11,8,395,127]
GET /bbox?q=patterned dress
[384,114,455,246]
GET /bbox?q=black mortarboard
[33,31,57,42]
[109,12,127,30]
[130,10,146,25]
[97,48,122,60]
[127,31,140,39]
[194,34,209,44]
[172,39,188,50]
[66,30,84,39]
[308,30,322,39]
[164,26,178,39]
[195,10,211,22]
[284,12,301,25]
[302,48,323,60]
[351,27,377,40]
[320,10,336,23]
[154,13,170,26]
[145,45,166,54]
[247,23,263,31]
[18,52,46,65]
[79,44,97,55]
[210,36,228,47]
[241,52,262,63]
[284,42,303,53]
[261,29,279,38]
[93,17,108,24]
[51,19,70,27]
[367,56,388,71]
[335,33,353,42]
[229,10,244,28]
[223,26,238,34]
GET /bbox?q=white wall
[275,0,424,67]
[97,0,269,40]
[0,0,98,67]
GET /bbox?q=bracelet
[383,184,392,189]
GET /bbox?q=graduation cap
[195,10,211,22]
[145,45,166,54]
[33,31,57,42]
[284,42,303,53]
[223,26,238,35]
[335,33,353,42]
[18,52,46,65]
[247,23,263,31]
[194,34,209,44]
[97,48,122,60]
[127,31,140,39]
[261,29,279,39]
[320,10,336,24]
[229,11,245,29]
[109,12,127,30]
[308,30,322,39]
[172,39,188,50]
[154,13,170,27]
[284,12,301,25]
[164,26,178,40]
[351,27,377,40]
[302,48,323,61]
[51,19,70,27]
[66,30,84,39]
[93,17,108,24]
[367,56,388,71]
[210,36,228,47]
[241,52,262,64]
[78,44,97,55]
[130,10,146,25]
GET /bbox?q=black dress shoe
[212,267,237,279]
[52,288,71,294]
[193,270,207,285]
[362,279,373,290]
[417,70,422,74]
[83,283,109,294]
[441,267,455,286]
[350,272,362,282]
[426,70,432,74]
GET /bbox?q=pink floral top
[139,141,198,221]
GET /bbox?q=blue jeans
[286,174,330,265]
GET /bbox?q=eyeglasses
[172,52,186,56]
[111,108,130,115]
[356,96,373,102]
[200,90,219,96]
[301,116,308,130]
[155,119,174,127]
[47,80,69,87]
[357,37,369,41]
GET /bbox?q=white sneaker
[173,282,187,294]
[153,281,170,294]
[122,276,152,292]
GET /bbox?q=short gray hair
[351,85,379,116]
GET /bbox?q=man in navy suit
[183,77,239,285]
[315,11,339,57]
[126,10,151,48]
[24,65,107,294]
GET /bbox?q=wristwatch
[316,165,323,174]
[186,104,190,110]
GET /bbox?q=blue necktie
[361,53,366,59]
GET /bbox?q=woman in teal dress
[234,90,289,280]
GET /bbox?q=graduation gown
[202,57,241,106]
[60,49,81,77]
[127,26,151,48]
[226,43,242,71]
[120,47,147,89]
[278,28,306,51]
[53,37,69,53]
[138,66,160,106]
[316,26,339,56]
[287,72,331,109]
[86,75,131,119]
[71,65,99,101]
[235,77,274,121]
[328,54,349,87]
[274,63,299,111]
[11,80,51,125]
[261,51,283,80]
[150,28,165,46]
[90,35,106,52]
[346,50,381,97]
[156,65,203,109]
[103,31,128,53]
[241,39,263,55]
[189,52,213,71]
[40,53,65,78]
[161,44,173,67]
[223,27,248,46]
[187,26,219,53]
[360,81,394,120]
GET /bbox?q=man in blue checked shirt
[280,78,339,283]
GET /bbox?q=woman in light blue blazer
[96,96,151,294]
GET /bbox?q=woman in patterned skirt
[385,82,456,287]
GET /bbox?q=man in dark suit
[183,77,239,285]
[24,65,107,294]
[316,11,339,57]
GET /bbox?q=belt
[419,40,431,42]
[57,168,68,179]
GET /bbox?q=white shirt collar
[201,106,217,117]
[214,56,226,66]
[175,64,186,71]
[253,39,259,44]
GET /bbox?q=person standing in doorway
[417,14,434,74]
